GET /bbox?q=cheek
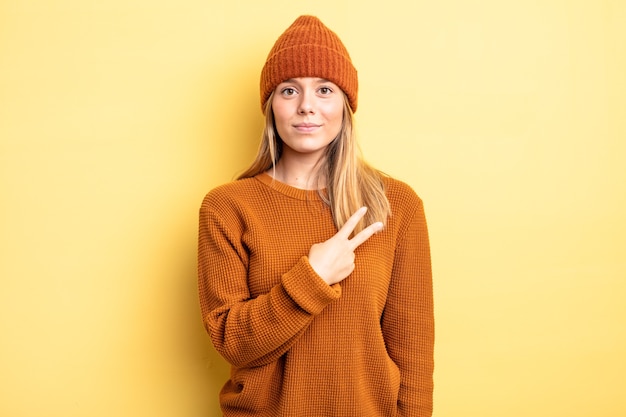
[326,97,344,118]
[271,95,292,120]
[271,103,285,124]
[271,107,289,136]
[325,104,344,130]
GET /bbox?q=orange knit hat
[260,15,358,112]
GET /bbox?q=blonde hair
[238,92,391,234]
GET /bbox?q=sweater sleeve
[197,196,341,368]
[381,195,434,417]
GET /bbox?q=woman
[198,15,434,417]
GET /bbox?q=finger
[349,221,384,249]
[336,207,368,239]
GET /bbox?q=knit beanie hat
[260,15,358,112]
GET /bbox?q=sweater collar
[255,173,326,201]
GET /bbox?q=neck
[269,156,326,190]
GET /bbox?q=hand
[308,207,384,286]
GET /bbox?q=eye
[281,87,297,96]
[318,86,333,95]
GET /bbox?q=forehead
[278,77,336,85]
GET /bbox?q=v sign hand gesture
[308,207,384,286]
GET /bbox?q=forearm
[203,256,341,367]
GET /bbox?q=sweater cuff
[281,256,342,315]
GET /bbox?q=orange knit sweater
[198,173,434,417]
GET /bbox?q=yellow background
[1,1,624,416]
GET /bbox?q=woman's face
[272,77,344,161]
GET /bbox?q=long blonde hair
[238,91,391,233]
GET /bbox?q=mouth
[293,123,321,133]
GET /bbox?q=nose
[298,91,315,114]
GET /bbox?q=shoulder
[383,175,424,210]
[201,177,262,212]
[382,175,429,239]
[199,177,267,236]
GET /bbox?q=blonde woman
[198,15,434,417]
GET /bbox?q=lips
[294,123,320,133]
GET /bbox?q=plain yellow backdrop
[1,1,624,416]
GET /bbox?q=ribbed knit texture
[260,15,358,112]
[198,173,434,417]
